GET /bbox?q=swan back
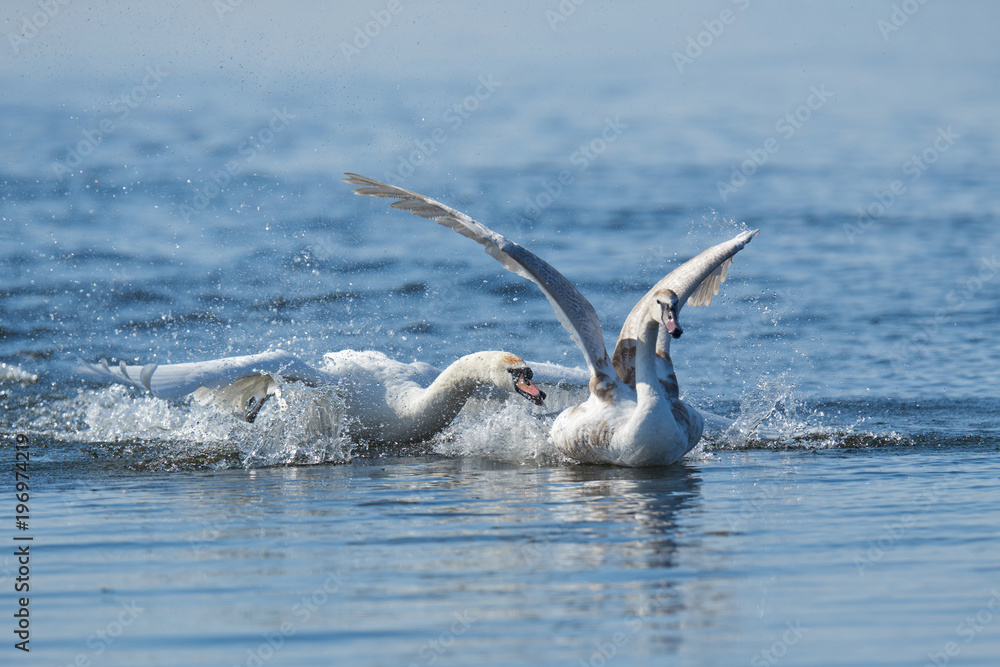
[320,349,439,387]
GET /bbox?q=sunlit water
[3,26,1000,666]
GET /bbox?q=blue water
[3,2,1000,665]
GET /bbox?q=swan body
[80,349,545,445]
[552,305,704,466]
[345,173,757,466]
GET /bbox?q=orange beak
[515,374,546,405]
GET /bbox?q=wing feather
[664,230,756,308]
[78,351,329,422]
[686,257,732,307]
[344,173,613,380]
[612,230,758,385]
[78,351,327,399]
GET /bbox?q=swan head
[657,290,683,338]
[489,353,546,405]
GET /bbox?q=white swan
[80,348,546,445]
[344,173,757,466]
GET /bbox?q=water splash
[24,368,914,472]
[434,395,561,465]
[725,372,803,443]
[33,383,351,470]
[41,384,233,444]
[237,383,352,468]
[0,362,39,384]
[695,372,915,452]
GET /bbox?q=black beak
[509,368,546,405]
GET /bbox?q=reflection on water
[13,427,1000,665]
[30,456,712,664]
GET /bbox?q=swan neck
[401,353,492,429]
[634,318,664,397]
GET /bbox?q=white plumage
[345,173,757,466]
[80,349,545,445]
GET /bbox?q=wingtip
[342,172,365,187]
[74,358,102,377]
[343,172,382,190]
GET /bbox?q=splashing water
[693,372,823,450]
[434,395,561,465]
[21,362,903,471]
[237,383,352,468]
[80,385,232,443]
[30,383,352,470]
[0,362,38,384]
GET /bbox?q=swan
[344,173,757,466]
[79,348,546,445]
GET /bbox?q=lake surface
[2,2,1000,665]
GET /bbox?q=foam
[0,362,38,384]
[41,383,351,470]
[35,365,895,471]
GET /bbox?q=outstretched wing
[612,230,758,387]
[344,173,614,383]
[666,229,758,309]
[78,350,328,422]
